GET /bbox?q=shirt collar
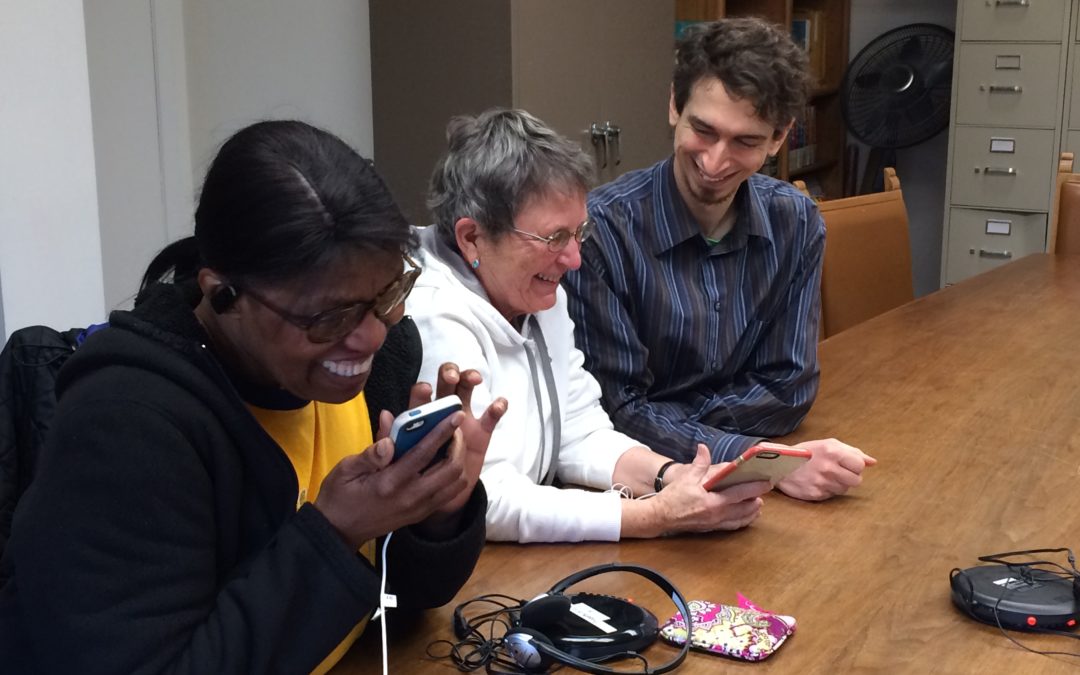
[651,160,777,255]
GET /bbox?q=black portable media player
[951,565,1080,631]
[531,592,658,660]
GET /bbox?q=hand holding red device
[701,442,811,492]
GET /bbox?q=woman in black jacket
[0,120,505,674]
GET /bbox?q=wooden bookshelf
[674,0,725,21]
[675,0,850,199]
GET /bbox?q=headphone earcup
[519,594,571,628]
[210,285,239,314]
[504,627,555,671]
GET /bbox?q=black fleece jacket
[0,283,486,674]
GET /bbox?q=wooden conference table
[336,254,1080,674]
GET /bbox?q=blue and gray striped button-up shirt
[563,158,825,462]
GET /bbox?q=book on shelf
[792,10,826,85]
[760,154,779,178]
[786,104,817,172]
[791,17,811,52]
[674,20,700,39]
[800,176,825,202]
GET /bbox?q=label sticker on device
[993,576,1040,590]
[570,602,618,633]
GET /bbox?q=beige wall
[83,0,375,312]
[84,0,194,311]
[1,0,106,337]
[184,0,375,179]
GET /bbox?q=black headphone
[209,284,240,314]
[454,563,692,674]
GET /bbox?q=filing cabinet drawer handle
[993,0,1030,6]
[986,84,1023,93]
[976,248,1013,259]
[975,166,1017,175]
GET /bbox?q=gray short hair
[427,108,594,246]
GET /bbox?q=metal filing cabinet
[1062,16,1080,159]
[941,0,1073,285]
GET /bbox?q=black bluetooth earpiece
[210,284,240,314]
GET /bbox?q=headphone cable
[374,530,396,675]
[430,596,523,671]
[987,563,1080,659]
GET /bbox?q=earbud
[210,285,240,314]
[504,627,555,671]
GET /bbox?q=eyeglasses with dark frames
[239,253,421,343]
[510,218,594,252]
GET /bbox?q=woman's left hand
[407,362,507,522]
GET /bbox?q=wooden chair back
[1050,152,1080,255]
[795,169,914,338]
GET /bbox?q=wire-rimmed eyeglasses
[240,253,421,343]
[511,219,594,252]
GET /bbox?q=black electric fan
[841,23,954,194]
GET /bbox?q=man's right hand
[776,438,876,501]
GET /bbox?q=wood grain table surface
[335,253,1080,674]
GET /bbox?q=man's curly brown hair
[673,17,812,138]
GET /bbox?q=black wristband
[654,460,678,493]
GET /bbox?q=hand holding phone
[701,443,811,492]
[389,395,463,465]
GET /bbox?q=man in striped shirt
[564,18,874,501]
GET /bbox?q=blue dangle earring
[471,258,480,269]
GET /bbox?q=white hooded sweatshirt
[408,226,640,542]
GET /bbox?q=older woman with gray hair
[408,108,770,542]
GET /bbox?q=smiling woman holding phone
[0,120,506,674]
[409,108,774,544]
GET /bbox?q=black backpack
[0,326,87,558]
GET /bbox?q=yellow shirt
[248,394,375,675]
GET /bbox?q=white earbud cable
[373,530,396,675]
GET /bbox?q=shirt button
[711,361,719,370]
[714,301,723,311]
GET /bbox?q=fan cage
[841,23,955,149]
